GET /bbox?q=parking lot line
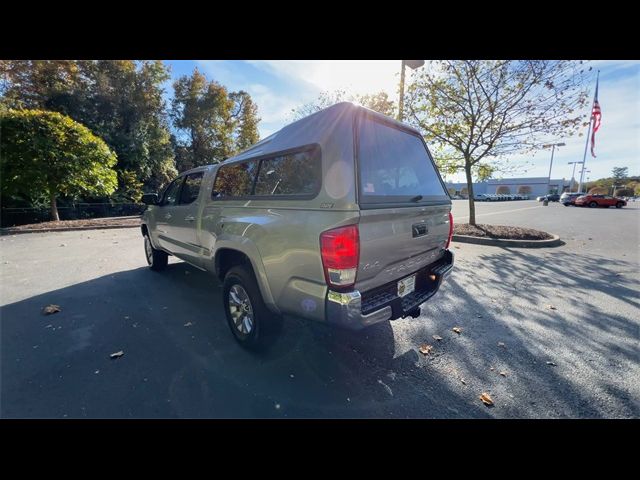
[456,205,544,220]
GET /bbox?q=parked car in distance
[140,102,454,348]
[537,194,560,202]
[560,192,585,206]
[574,194,627,208]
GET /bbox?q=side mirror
[142,193,159,205]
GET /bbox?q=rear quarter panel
[200,204,359,321]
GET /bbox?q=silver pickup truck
[141,102,454,348]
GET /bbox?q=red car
[574,194,627,208]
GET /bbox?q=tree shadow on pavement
[1,261,490,419]
[408,246,640,418]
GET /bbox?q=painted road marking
[455,205,544,220]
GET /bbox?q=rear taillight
[445,211,454,249]
[320,224,359,290]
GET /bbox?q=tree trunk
[464,162,476,226]
[50,191,60,221]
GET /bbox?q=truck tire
[144,234,168,271]
[223,265,274,349]
[589,201,598,208]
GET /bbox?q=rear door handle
[185,215,195,222]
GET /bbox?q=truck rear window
[357,118,447,204]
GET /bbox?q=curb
[452,233,562,248]
[1,224,141,236]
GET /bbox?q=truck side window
[254,148,320,196]
[162,177,183,206]
[179,172,204,205]
[212,161,258,199]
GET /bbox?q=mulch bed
[454,223,553,240]
[2,216,141,233]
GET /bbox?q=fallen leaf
[497,342,506,348]
[419,344,433,355]
[59,244,66,247]
[546,361,557,366]
[490,367,494,371]
[454,246,460,249]
[460,378,467,385]
[110,350,124,359]
[42,304,61,315]
[453,327,462,334]
[499,371,507,377]
[184,322,193,327]
[432,335,443,341]
[479,392,494,406]
[547,305,557,310]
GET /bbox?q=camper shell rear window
[356,115,449,207]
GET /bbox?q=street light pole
[398,60,406,122]
[543,142,565,194]
[568,161,584,192]
[398,60,425,122]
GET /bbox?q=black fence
[1,203,146,228]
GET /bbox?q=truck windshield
[357,117,448,205]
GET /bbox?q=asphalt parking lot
[1,200,639,418]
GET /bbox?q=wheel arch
[214,246,279,315]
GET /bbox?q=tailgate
[355,205,451,293]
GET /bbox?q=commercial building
[446,177,571,197]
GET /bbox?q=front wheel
[616,202,624,209]
[144,235,168,271]
[589,201,598,208]
[223,265,276,349]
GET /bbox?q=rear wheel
[589,201,598,208]
[616,202,624,208]
[223,265,275,349]
[144,235,168,271]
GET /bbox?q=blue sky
[164,60,639,182]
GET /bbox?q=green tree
[291,89,397,120]
[611,166,628,182]
[112,170,144,203]
[171,68,237,169]
[1,110,117,220]
[1,60,176,192]
[231,91,260,152]
[78,60,176,191]
[406,60,590,225]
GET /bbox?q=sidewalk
[1,215,141,235]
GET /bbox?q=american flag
[590,78,601,157]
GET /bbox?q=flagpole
[578,70,600,193]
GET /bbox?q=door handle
[165,213,172,220]
[185,215,195,222]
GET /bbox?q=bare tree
[406,60,591,225]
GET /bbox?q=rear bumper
[325,249,454,330]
